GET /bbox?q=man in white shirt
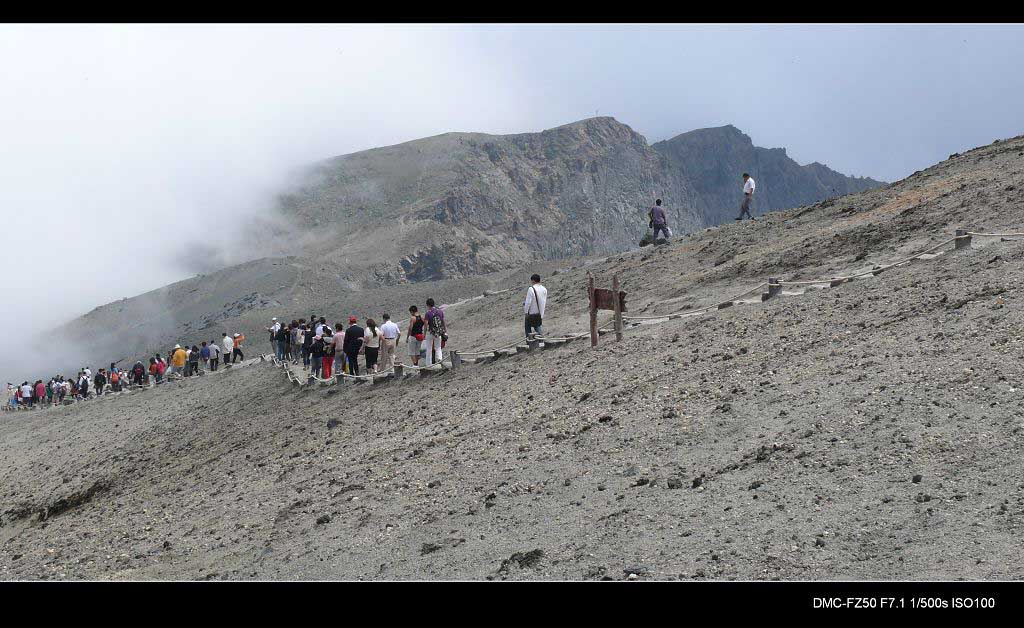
[378,313,401,372]
[737,173,756,220]
[524,274,548,339]
[222,333,234,364]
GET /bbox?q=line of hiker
[265,298,450,379]
[5,274,553,409]
[4,331,250,410]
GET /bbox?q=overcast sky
[1,23,1022,380]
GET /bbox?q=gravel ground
[1,134,1023,580]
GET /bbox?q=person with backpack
[648,198,671,240]
[524,274,548,339]
[343,316,364,376]
[200,341,211,371]
[94,370,107,395]
[78,372,90,399]
[188,345,202,376]
[424,298,447,366]
[34,380,46,404]
[275,325,289,363]
[310,333,325,379]
[109,368,121,392]
[407,305,425,366]
[363,318,381,373]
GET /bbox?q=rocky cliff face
[652,125,884,224]
[279,119,881,287]
[279,117,701,284]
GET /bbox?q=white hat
[233,333,239,337]
[174,344,180,349]
[272,317,277,321]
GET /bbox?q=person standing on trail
[310,334,325,379]
[379,313,400,372]
[407,306,425,366]
[78,372,90,399]
[300,324,313,368]
[200,341,211,371]
[208,340,220,372]
[332,323,346,375]
[736,173,756,220]
[648,199,671,240]
[424,298,447,366]
[363,318,381,374]
[275,324,288,362]
[322,326,335,379]
[232,333,245,363]
[524,274,548,339]
[169,344,187,378]
[343,316,364,376]
[222,333,234,364]
[288,321,299,364]
[35,380,46,404]
[94,369,107,395]
[188,345,202,376]
[267,318,281,358]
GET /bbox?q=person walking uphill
[736,173,756,220]
[648,199,671,240]
[524,274,548,339]
[424,298,447,366]
[407,306,425,366]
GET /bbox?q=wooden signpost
[588,272,627,348]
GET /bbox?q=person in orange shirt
[232,333,246,363]
[169,344,188,378]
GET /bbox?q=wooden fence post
[450,351,461,369]
[588,274,598,348]
[612,274,623,342]
[955,229,972,250]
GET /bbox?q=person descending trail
[379,313,400,372]
[736,173,756,220]
[648,198,671,240]
[344,316,364,376]
[94,369,107,395]
[524,274,548,339]
[364,318,380,373]
[188,345,202,376]
[424,298,447,366]
[407,306,425,366]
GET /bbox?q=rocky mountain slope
[652,125,884,225]
[22,117,880,384]
[1,132,1021,580]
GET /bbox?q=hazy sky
[1,23,1022,380]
